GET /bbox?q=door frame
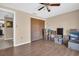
[0,8,16,46]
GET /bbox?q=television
[57,28,63,37]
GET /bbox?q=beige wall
[15,10,31,46]
[0,5,45,46]
[46,10,79,35]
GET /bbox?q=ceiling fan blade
[46,6,50,12]
[40,3,45,4]
[49,3,60,6]
[38,6,44,11]
[40,3,49,5]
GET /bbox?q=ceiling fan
[38,3,60,12]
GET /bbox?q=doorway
[0,8,15,49]
[31,18,45,42]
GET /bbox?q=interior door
[31,18,45,41]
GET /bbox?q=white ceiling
[0,10,14,20]
[0,3,79,19]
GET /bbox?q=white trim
[0,8,16,47]
[0,8,14,14]
[13,11,16,46]
[14,41,31,47]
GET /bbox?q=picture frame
[6,21,13,28]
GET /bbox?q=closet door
[31,18,45,41]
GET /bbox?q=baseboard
[13,41,31,47]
